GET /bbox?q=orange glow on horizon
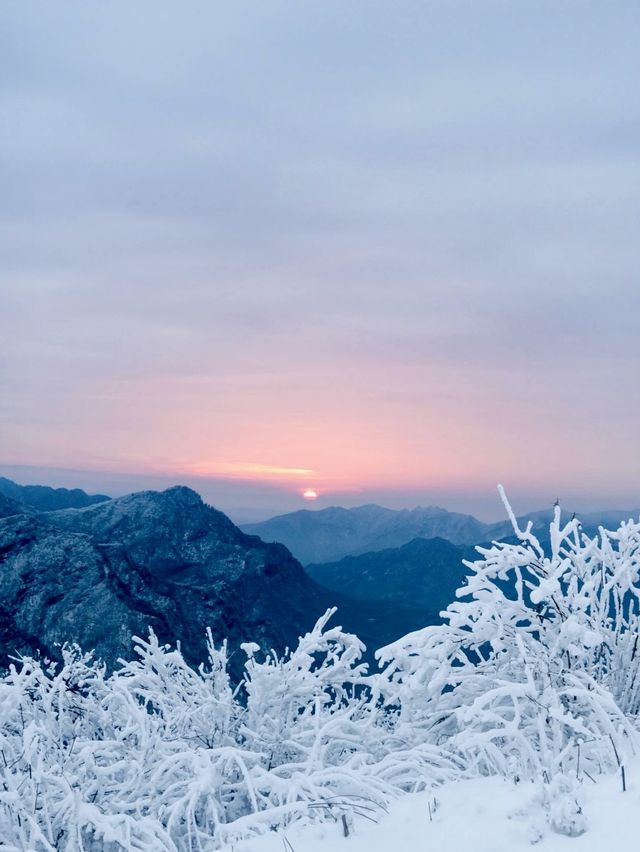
[179,462,317,481]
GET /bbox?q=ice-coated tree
[377,487,640,785]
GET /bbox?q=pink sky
[1,2,639,520]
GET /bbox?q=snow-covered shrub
[0,610,455,850]
[0,634,249,851]
[238,610,459,817]
[377,487,640,781]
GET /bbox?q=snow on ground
[225,767,638,852]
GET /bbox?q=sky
[1,1,639,522]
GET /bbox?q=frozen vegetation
[2,491,640,850]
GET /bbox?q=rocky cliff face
[0,487,327,672]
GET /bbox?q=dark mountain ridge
[4,479,635,674]
[0,476,109,513]
[307,537,474,616]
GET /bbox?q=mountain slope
[0,476,109,512]
[0,487,328,671]
[0,493,26,519]
[307,537,472,616]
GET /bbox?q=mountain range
[242,504,488,565]
[2,475,637,674]
[242,502,640,565]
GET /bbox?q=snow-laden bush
[0,611,455,851]
[378,487,640,783]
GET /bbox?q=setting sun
[303,488,318,501]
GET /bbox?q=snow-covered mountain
[4,480,637,675]
[0,486,330,671]
[0,486,431,671]
[243,503,640,565]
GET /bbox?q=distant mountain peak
[0,476,109,513]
